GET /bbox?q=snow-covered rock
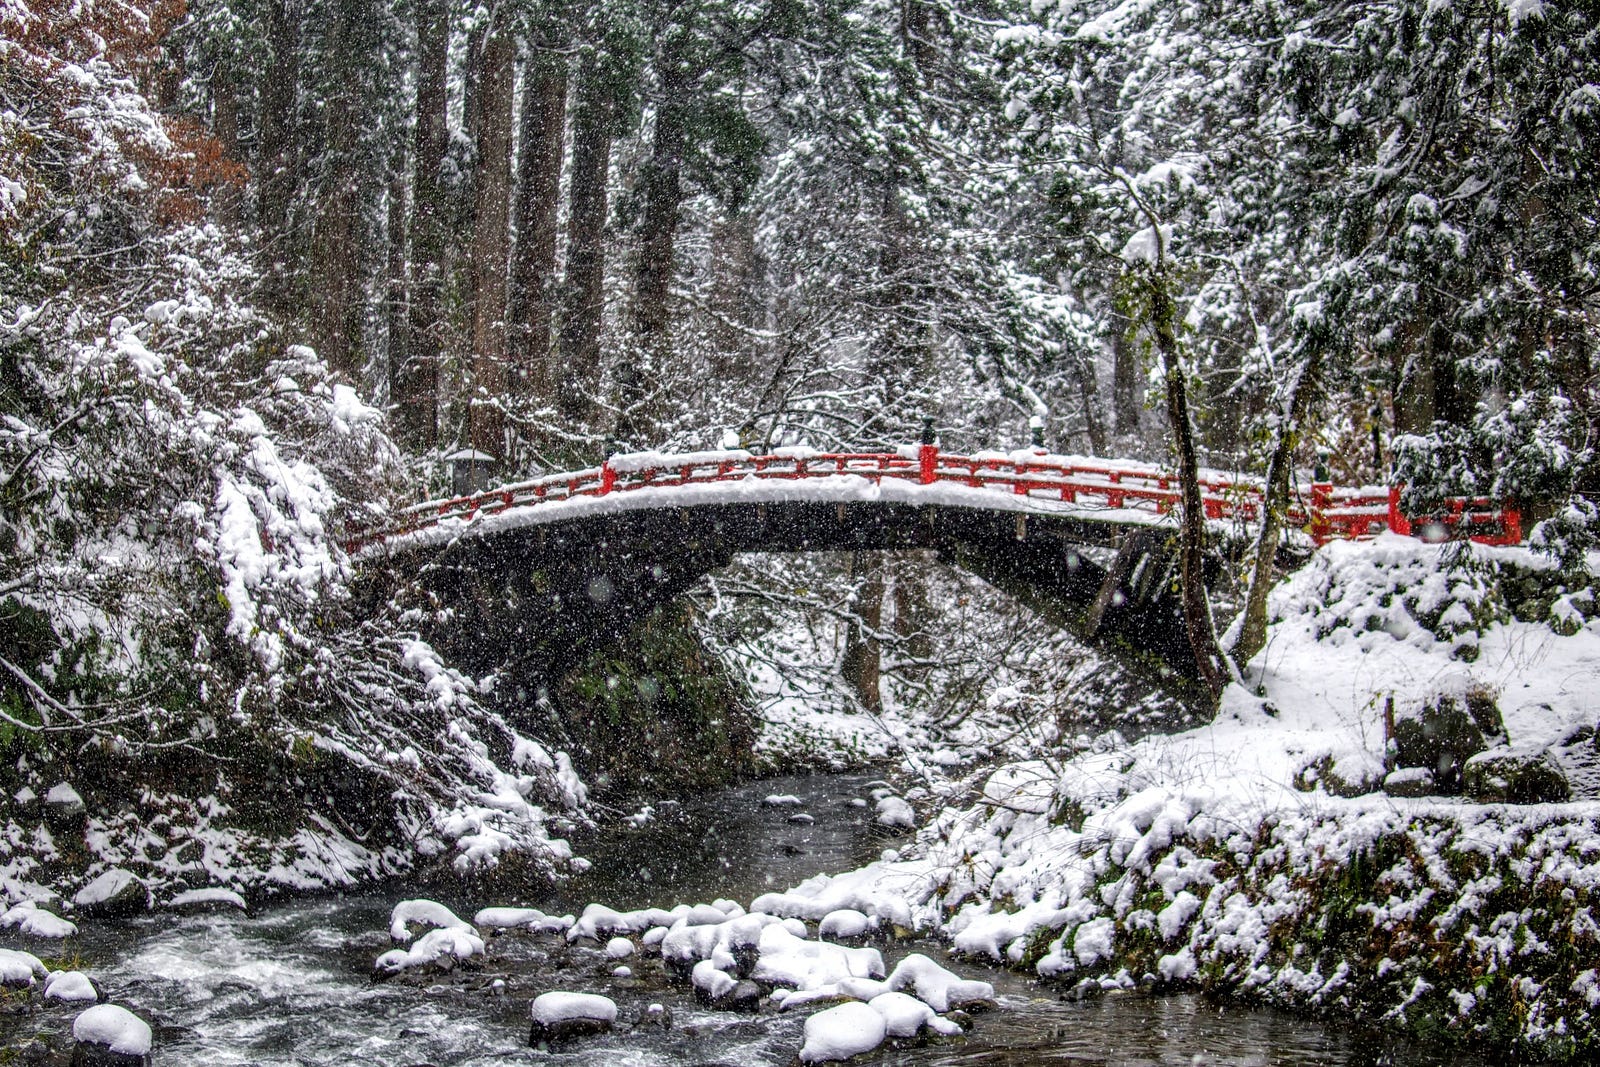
[690,958,763,1012]
[764,794,805,806]
[73,869,150,918]
[799,1000,888,1063]
[374,926,485,977]
[885,953,995,1013]
[388,898,473,942]
[0,947,47,988]
[0,900,78,937]
[605,936,635,959]
[45,970,102,1003]
[567,902,679,941]
[166,887,248,914]
[72,1004,152,1066]
[633,1001,672,1029]
[475,906,572,933]
[874,795,914,829]
[661,911,778,977]
[528,991,617,1046]
[44,781,86,820]
[868,991,963,1038]
[818,909,874,940]
[752,924,885,989]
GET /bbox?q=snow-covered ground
[731,536,1600,1057]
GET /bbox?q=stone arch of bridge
[370,498,1202,692]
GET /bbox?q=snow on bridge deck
[352,445,1522,556]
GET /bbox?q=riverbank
[744,536,1600,1060]
[0,772,1478,1066]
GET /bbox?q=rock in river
[528,991,617,1047]
[71,1003,152,1067]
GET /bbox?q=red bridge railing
[351,446,1522,552]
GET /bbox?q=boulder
[1390,691,1503,792]
[45,971,105,1004]
[0,948,48,990]
[44,782,86,825]
[799,1001,887,1063]
[71,1004,152,1067]
[73,870,150,919]
[528,991,617,1047]
[165,887,249,916]
[1463,746,1571,804]
[1382,767,1438,799]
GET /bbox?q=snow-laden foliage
[0,0,586,895]
[998,0,1600,498]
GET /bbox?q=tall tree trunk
[307,0,365,378]
[622,76,689,448]
[1112,309,1140,439]
[508,54,568,401]
[384,163,409,410]
[461,22,491,153]
[468,30,516,463]
[1074,345,1106,454]
[397,0,449,451]
[558,54,615,427]
[706,211,762,385]
[1147,268,1229,702]
[1391,317,1433,435]
[841,550,884,713]
[256,0,302,310]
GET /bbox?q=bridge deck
[351,446,1522,555]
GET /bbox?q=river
[4,772,1482,1066]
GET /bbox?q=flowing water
[3,773,1482,1066]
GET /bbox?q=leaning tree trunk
[467,29,516,463]
[1234,345,1324,668]
[1146,267,1229,702]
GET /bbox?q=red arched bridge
[353,446,1521,685]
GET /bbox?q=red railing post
[1501,506,1522,544]
[1387,485,1410,536]
[600,460,616,494]
[1311,481,1332,543]
[919,443,937,484]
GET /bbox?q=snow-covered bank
[751,537,1600,1059]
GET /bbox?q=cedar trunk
[396,0,448,451]
[508,55,568,400]
[558,57,614,426]
[256,0,302,309]
[622,83,688,448]
[468,31,516,462]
